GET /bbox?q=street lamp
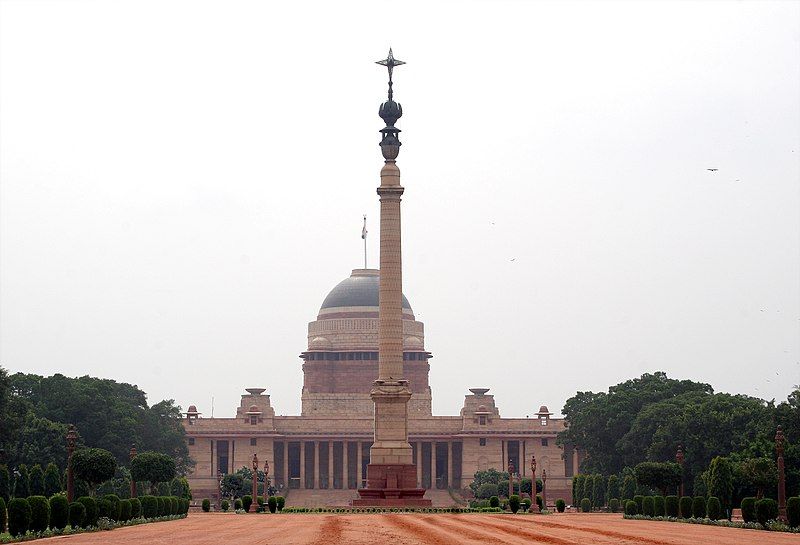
[542,468,547,511]
[507,459,515,499]
[530,454,540,513]
[251,453,259,512]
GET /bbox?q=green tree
[43,463,62,496]
[130,451,176,494]
[737,457,777,499]
[607,474,620,503]
[0,465,10,502]
[592,474,606,507]
[14,464,30,498]
[28,464,44,496]
[621,474,636,501]
[708,456,734,517]
[70,448,117,496]
[634,462,682,496]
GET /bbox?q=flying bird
[707,168,719,172]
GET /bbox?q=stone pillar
[300,441,306,489]
[328,441,334,489]
[447,442,453,489]
[416,442,422,487]
[251,454,258,512]
[343,442,349,488]
[283,441,289,488]
[357,441,363,488]
[314,441,320,489]
[430,442,436,489]
[228,440,234,474]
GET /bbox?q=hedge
[120,498,132,521]
[788,497,800,528]
[276,496,285,511]
[556,499,565,513]
[509,494,520,514]
[653,495,665,517]
[130,497,142,519]
[221,499,230,511]
[170,496,178,515]
[202,498,211,512]
[624,500,637,515]
[706,496,722,520]
[489,495,499,508]
[741,497,756,523]
[140,496,158,519]
[0,497,6,534]
[97,498,113,520]
[105,494,121,520]
[49,495,69,530]
[156,496,166,517]
[609,498,620,513]
[77,496,98,527]
[8,498,32,537]
[581,498,591,512]
[234,498,243,510]
[633,495,644,513]
[27,495,50,533]
[691,496,706,519]
[664,495,678,518]
[68,501,86,528]
[755,498,778,527]
[242,495,253,513]
[679,496,692,519]
[642,496,654,517]
[267,496,277,513]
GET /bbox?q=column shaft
[328,441,334,489]
[357,441,363,488]
[417,442,422,487]
[447,442,453,489]
[299,441,306,489]
[314,441,320,489]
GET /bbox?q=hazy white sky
[1,0,798,419]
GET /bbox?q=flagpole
[362,215,368,269]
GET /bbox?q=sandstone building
[183,268,579,504]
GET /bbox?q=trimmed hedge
[642,496,655,517]
[609,498,620,513]
[581,498,591,512]
[120,498,132,521]
[105,494,121,520]
[28,495,50,533]
[49,495,69,530]
[489,495,500,508]
[68,501,86,528]
[141,495,158,519]
[625,500,637,515]
[234,498,243,510]
[156,496,166,517]
[788,497,800,528]
[0,497,6,534]
[556,499,565,512]
[97,498,113,520]
[8,498,32,537]
[706,496,722,520]
[276,496,285,511]
[692,496,706,519]
[170,496,178,515]
[202,498,211,512]
[242,495,253,513]
[633,495,644,513]
[130,497,142,518]
[267,496,277,513]
[665,495,678,518]
[755,498,778,527]
[509,494,520,514]
[741,497,756,523]
[77,496,98,527]
[679,496,692,518]
[653,495,665,517]
[221,499,230,511]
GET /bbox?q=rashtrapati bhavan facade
[182,268,579,504]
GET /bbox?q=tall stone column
[355,49,429,506]
[328,441,334,489]
[299,442,306,489]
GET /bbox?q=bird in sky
[707,168,719,172]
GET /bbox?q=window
[188,437,195,445]
[479,438,486,446]
[250,416,257,425]
[250,438,257,446]
[541,438,548,447]
[479,415,487,425]
[540,417,547,426]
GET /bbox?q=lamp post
[66,424,77,503]
[264,459,270,498]
[217,471,223,510]
[776,426,787,521]
[542,469,547,511]
[251,454,259,512]
[507,460,515,499]
[530,454,540,513]
[675,444,685,497]
[129,444,138,498]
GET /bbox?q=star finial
[376,48,405,100]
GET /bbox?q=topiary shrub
[156,496,166,516]
[788,497,800,528]
[477,483,498,499]
[26,495,49,533]
[522,498,531,511]
[653,495,665,517]
[706,496,721,520]
[691,496,706,519]
[0,497,6,534]
[740,497,756,523]
[276,496,285,511]
[8,498,32,537]
[267,496,277,513]
[755,498,778,527]
[508,494,521,514]
[624,500,637,515]
[77,496,98,527]
[130,497,142,518]
[119,499,132,521]
[49,495,69,530]
[234,498,243,510]
[580,498,591,512]
[43,464,62,497]
[608,498,620,513]
[664,495,678,518]
[536,494,543,510]
[221,499,230,512]
[202,498,211,512]
[170,496,179,515]
[679,496,692,518]
[556,498,565,512]
[104,494,121,520]
[97,497,113,521]
[242,494,253,512]
[489,495,500,508]
[642,496,654,516]
[68,501,85,528]
[633,495,644,513]
[140,495,158,518]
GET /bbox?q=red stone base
[352,463,432,507]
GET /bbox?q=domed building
[182,268,580,506]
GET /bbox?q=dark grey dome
[320,269,411,310]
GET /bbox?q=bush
[755,498,778,527]
[234,498,243,510]
[70,448,117,495]
[664,495,678,518]
[221,499,230,512]
[276,496,285,511]
[556,498,565,512]
[202,498,211,512]
[77,496,98,527]
[653,495,665,517]
[478,483,499,499]
[0,497,6,534]
[8,498,32,537]
[580,498,591,512]
[624,500,637,515]
[27,495,49,533]
[691,496,706,519]
[156,496,166,516]
[740,497,756,523]
[267,495,277,513]
[509,494,521,514]
[706,496,722,520]
[522,498,531,511]
[43,464,62,497]
[120,499,132,521]
[170,496,179,515]
[641,496,654,516]
[608,498,620,513]
[788,497,800,528]
[257,496,265,507]
[242,494,253,512]
[104,494,121,520]
[633,495,644,513]
[679,496,692,518]
[489,495,500,508]
[140,495,158,518]
[130,497,142,518]
[708,457,734,515]
[49,495,69,530]
[536,494,543,510]
[97,498,113,520]
[68,501,85,528]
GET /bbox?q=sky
[1,0,798,419]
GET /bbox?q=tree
[28,464,44,496]
[43,463,62,497]
[621,474,636,501]
[14,464,30,498]
[130,451,176,494]
[607,474,620,503]
[469,469,508,496]
[0,465,10,502]
[634,462,682,496]
[708,456,734,516]
[70,448,117,495]
[592,474,606,507]
[737,457,777,500]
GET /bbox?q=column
[430,442,436,488]
[343,442,349,488]
[357,441,363,488]
[447,442,453,489]
[328,441,334,489]
[283,441,289,488]
[300,441,306,489]
[314,441,320,489]
[522,440,526,477]
[228,440,234,474]
[416,442,422,487]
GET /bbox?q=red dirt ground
[33,512,800,545]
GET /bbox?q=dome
[320,269,411,311]
[187,405,198,413]
[309,336,332,350]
